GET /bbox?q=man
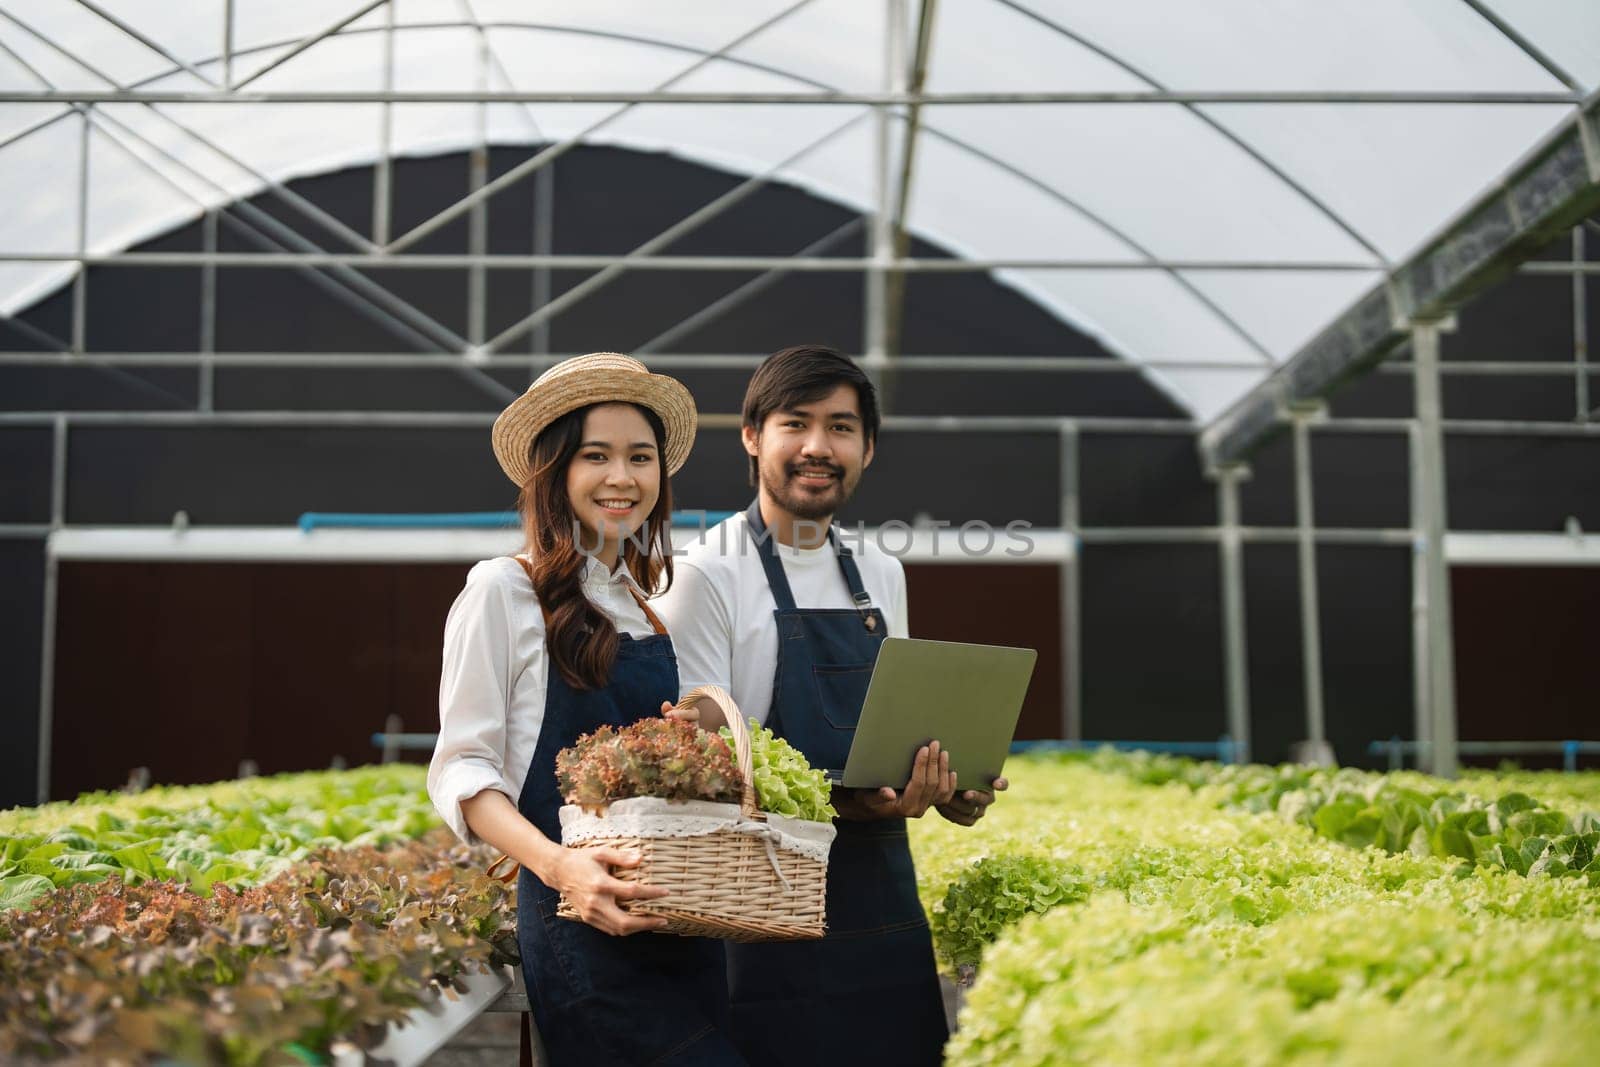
[656,345,1004,1066]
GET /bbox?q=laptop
[832,637,1038,790]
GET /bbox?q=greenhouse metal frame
[3,1,1600,804]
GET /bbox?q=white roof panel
[0,0,1594,421]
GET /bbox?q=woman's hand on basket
[549,847,670,936]
[660,697,729,733]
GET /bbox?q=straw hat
[491,353,697,485]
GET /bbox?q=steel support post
[1291,406,1327,746]
[467,25,490,350]
[1407,421,1431,757]
[199,208,217,410]
[36,415,67,803]
[1059,423,1081,741]
[864,0,906,369]
[72,111,89,355]
[1576,226,1591,421]
[1214,464,1252,764]
[373,0,395,245]
[1413,321,1459,778]
[221,0,234,88]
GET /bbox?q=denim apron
[724,503,948,1067]
[508,558,745,1067]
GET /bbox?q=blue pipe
[1365,738,1599,773]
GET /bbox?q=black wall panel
[836,432,1062,527]
[889,366,1182,418]
[1443,374,1591,421]
[214,366,515,412]
[1315,547,1414,763]
[1080,434,1215,527]
[1452,273,1574,361]
[1327,369,1413,418]
[0,540,43,809]
[1241,545,1414,766]
[1237,432,1295,527]
[1452,272,1573,361]
[0,365,196,411]
[1309,432,1410,528]
[0,429,53,523]
[64,426,513,525]
[1242,544,1306,764]
[1446,437,1600,531]
[1080,544,1226,742]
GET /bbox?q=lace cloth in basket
[558,797,836,864]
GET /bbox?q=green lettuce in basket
[720,718,837,823]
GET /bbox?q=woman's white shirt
[427,554,657,846]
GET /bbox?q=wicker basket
[554,685,833,942]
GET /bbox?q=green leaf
[1492,792,1539,817]
[112,844,168,880]
[0,873,55,911]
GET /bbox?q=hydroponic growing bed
[5,755,1597,1065]
[908,752,1600,1066]
[1,767,516,1065]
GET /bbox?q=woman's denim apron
[724,503,948,1066]
[508,558,745,1066]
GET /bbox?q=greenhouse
[1,1,1597,1064]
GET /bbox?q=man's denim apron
[509,558,745,1067]
[724,503,948,1066]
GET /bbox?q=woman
[427,353,745,1065]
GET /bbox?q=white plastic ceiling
[2,0,1599,420]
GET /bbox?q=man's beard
[761,461,855,521]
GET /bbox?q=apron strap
[744,499,800,612]
[745,499,878,628]
[834,537,877,624]
[628,586,669,636]
[509,554,667,635]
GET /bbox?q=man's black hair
[740,345,880,486]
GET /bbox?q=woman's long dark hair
[519,402,674,690]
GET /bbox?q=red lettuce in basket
[555,718,744,812]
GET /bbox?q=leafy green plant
[0,766,439,908]
[556,718,743,810]
[930,854,1089,971]
[1084,750,1600,882]
[902,756,1600,1066]
[720,718,836,822]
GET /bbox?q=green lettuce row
[909,757,1600,977]
[1084,749,1600,880]
[0,766,438,909]
[1434,766,1600,818]
[951,891,1600,1067]
[906,758,1600,1065]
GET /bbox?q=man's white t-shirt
[653,511,909,726]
